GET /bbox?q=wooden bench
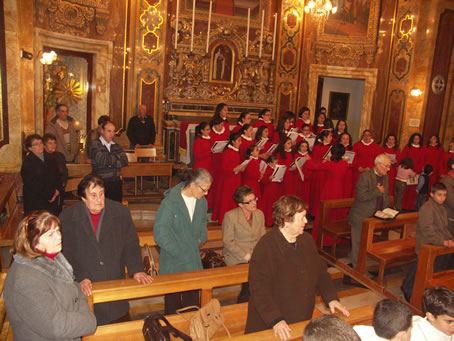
[356,212,418,286]
[138,226,223,248]
[410,244,454,310]
[317,198,354,261]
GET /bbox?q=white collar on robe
[241,134,253,141]
[361,139,374,146]
[228,144,239,152]
[201,135,211,140]
[213,126,225,135]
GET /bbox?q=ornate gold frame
[209,41,236,84]
[316,0,380,45]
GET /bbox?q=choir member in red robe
[212,103,230,131]
[313,112,326,135]
[193,122,213,209]
[351,130,382,195]
[209,117,231,210]
[239,124,255,161]
[294,140,312,207]
[272,116,291,144]
[401,133,425,210]
[294,124,316,148]
[212,133,245,224]
[253,108,274,138]
[309,130,333,217]
[232,111,252,134]
[309,144,349,244]
[382,134,401,196]
[337,132,354,198]
[284,111,296,130]
[260,155,280,226]
[332,120,348,144]
[255,126,274,160]
[276,137,297,196]
[424,135,445,187]
[296,107,312,132]
[242,145,263,201]
[440,140,454,176]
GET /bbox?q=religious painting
[209,43,235,83]
[0,0,8,148]
[193,0,261,18]
[328,92,350,120]
[317,0,379,45]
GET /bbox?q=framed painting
[328,91,350,120]
[209,43,235,84]
[317,0,380,45]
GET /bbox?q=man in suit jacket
[348,154,391,268]
[60,174,152,325]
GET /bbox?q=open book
[266,143,278,154]
[211,140,228,153]
[304,136,316,150]
[271,165,287,182]
[406,174,420,186]
[343,151,355,165]
[289,157,308,169]
[374,208,399,220]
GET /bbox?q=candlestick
[246,8,250,57]
[206,1,212,53]
[190,0,195,52]
[272,13,277,61]
[175,0,180,49]
[259,9,264,58]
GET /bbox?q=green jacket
[154,182,208,274]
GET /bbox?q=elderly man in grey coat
[348,154,391,269]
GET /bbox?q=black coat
[20,152,63,216]
[60,199,144,325]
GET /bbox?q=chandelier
[304,0,338,21]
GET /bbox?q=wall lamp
[410,88,422,97]
[20,49,33,60]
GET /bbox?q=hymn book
[374,208,399,220]
[271,165,286,182]
[211,140,228,153]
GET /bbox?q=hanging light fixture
[304,0,338,21]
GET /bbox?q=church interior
[0,0,454,340]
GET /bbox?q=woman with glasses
[222,185,266,303]
[4,211,96,340]
[20,134,64,215]
[154,168,213,314]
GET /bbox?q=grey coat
[45,116,80,163]
[348,169,390,229]
[440,174,454,236]
[222,207,266,266]
[4,253,96,341]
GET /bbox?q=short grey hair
[183,168,212,187]
[375,154,390,166]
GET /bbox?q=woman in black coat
[21,134,63,216]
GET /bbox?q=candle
[259,9,264,58]
[206,1,212,53]
[246,8,250,57]
[175,0,180,49]
[272,13,277,61]
[190,0,196,52]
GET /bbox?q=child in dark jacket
[415,164,433,211]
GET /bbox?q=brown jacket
[245,228,338,334]
[440,174,454,236]
[416,197,453,254]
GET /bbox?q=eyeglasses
[198,185,210,194]
[242,197,258,205]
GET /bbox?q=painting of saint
[324,0,371,37]
[210,44,234,83]
[328,92,350,120]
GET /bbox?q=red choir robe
[277,151,297,196]
[260,165,281,227]
[231,124,242,134]
[424,145,445,187]
[257,138,274,159]
[401,145,425,210]
[382,146,401,196]
[308,160,349,245]
[342,145,355,198]
[209,127,230,210]
[351,141,382,195]
[314,124,325,135]
[308,143,331,217]
[239,135,255,161]
[222,118,230,132]
[295,152,312,206]
[296,119,312,132]
[243,158,262,201]
[212,146,242,224]
[440,150,454,175]
[192,136,213,173]
[253,120,275,138]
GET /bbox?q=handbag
[142,243,159,276]
[177,299,231,341]
[142,312,192,341]
[201,250,226,269]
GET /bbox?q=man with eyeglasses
[347,154,391,277]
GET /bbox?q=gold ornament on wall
[54,78,83,106]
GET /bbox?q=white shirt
[99,136,115,152]
[181,192,196,222]
[411,316,453,341]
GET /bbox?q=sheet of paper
[384,152,396,163]
[211,140,228,153]
[343,151,355,165]
[259,160,267,172]
[266,144,278,154]
[271,165,287,182]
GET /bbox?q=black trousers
[104,180,123,203]
[165,290,200,315]
[237,282,250,303]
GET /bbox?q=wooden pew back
[410,244,454,309]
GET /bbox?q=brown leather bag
[201,250,226,269]
[142,244,159,276]
[143,312,192,341]
[177,299,231,341]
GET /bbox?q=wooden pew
[83,304,374,341]
[317,198,354,261]
[138,226,223,248]
[356,212,418,286]
[410,244,454,310]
